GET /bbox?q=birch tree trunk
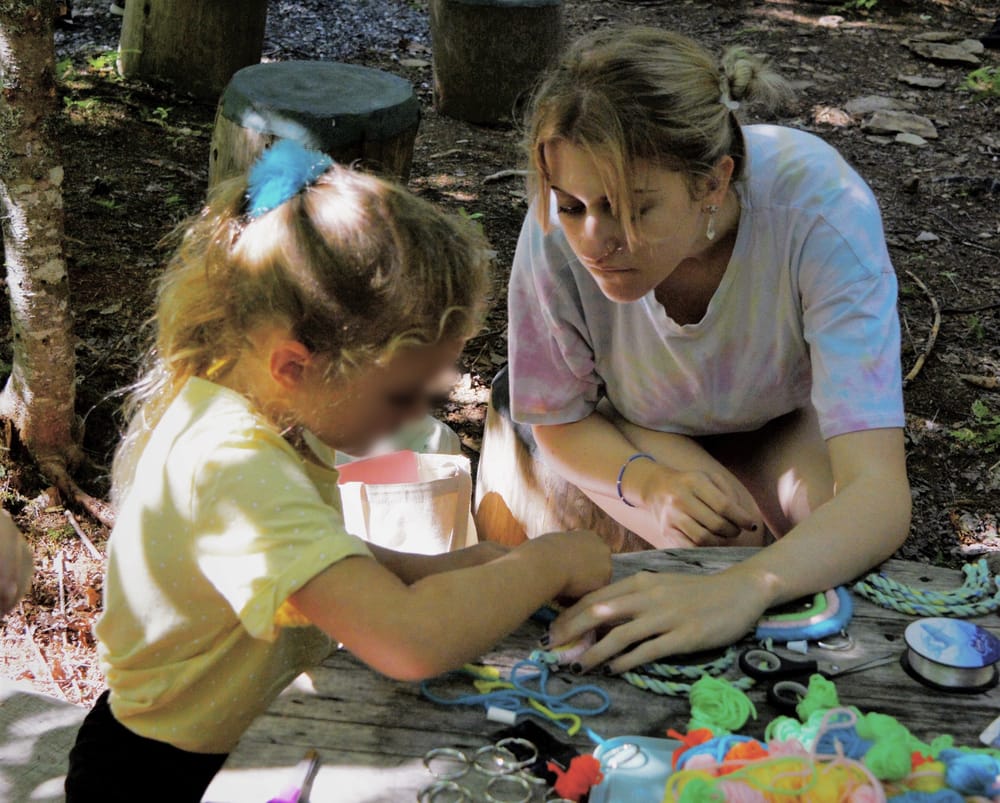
[0,2,103,520]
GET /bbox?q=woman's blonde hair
[525,26,792,246]
[112,163,490,503]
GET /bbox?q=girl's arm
[547,427,911,672]
[533,413,761,545]
[288,530,611,681]
[367,541,510,585]
[0,510,32,615]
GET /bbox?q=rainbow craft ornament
[754,587,854,644]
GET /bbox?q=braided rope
[533,644,749,696]
[852,558,1000,616]
[622,671,756,697]
[640,646,739,679]
[620,647,751,697]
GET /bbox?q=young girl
[504,28,911,671]
[65,140,611,801]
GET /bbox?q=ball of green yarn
[856,712,916,781]
[687,675,757,734]
[676,776,725,803]
[794,673,840,721]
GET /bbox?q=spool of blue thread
[902,618,1000,693]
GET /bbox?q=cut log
[474,369,649,552]
[429,0,562,124]
[118,0,267,101]
[209,61,420,187]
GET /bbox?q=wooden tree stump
[209,61,420,188]
[118,0,267,101]
[429,0,562,124]
[474,369,649,553]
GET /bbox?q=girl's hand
[546,569,771,673]
[534,530,612,599]
[636,463,761,545]
[0,511,32,615]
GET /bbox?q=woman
[505,27,911,672]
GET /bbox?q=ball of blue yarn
[887,791,964,803]
[815,724,872,760]
[939,748,1000,796]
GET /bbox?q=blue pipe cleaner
[246,139,334,218]
[673,735,755,770]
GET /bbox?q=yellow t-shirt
[96,377,372,753]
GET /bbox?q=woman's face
[543,139,720,303]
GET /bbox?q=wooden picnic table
[202,548,1000,802]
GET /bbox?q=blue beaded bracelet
[616,452,656,508]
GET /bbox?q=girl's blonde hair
[525,26,792,246]
[112,163,490,503]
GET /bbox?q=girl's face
[297,338,465,456]
[543,140,725,303]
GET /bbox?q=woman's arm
[533,413,761,545]
[547,427,910,672]
[289,530,611,681]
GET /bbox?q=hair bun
[719,47,793,111]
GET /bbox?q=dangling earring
[705,204,719,242]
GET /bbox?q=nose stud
[602,241,623,259]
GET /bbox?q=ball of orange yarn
[547,754,604,802]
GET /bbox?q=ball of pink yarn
[848,784,882,803]
[718,779,767,802]
[684,754,720,774]
[766,739,809,758]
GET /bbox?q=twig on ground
[921,211,998,256]
[57,550,67,646]
[24,625,66,702]
[928,208,969,237]
[483,168,528,185]
[941,300,1000,314]
[959,374,1000,391]
[65,510,103,560]
[903,270,941,388]
[958,239,1000,256]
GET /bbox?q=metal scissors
[738,647,896,711]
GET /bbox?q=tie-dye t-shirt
[508,124,904,440]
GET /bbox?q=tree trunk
[429,0,562,124]
[0,3,111,525]
[119,0,268,101]
[0,1,79,473]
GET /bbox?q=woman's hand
[632,461,762,545]
[546,569,772,673]
[0,511,32,615]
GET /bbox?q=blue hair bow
[246,139,334,219]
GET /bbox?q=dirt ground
[0,0,997,707]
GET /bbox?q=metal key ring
[422,747,470,780]
[473,743,519,776]
[493,737,538,771]
[484,773,532,803]
[601,741,644,770]
[418,779,470,802]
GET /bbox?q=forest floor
[0,0,997,708]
